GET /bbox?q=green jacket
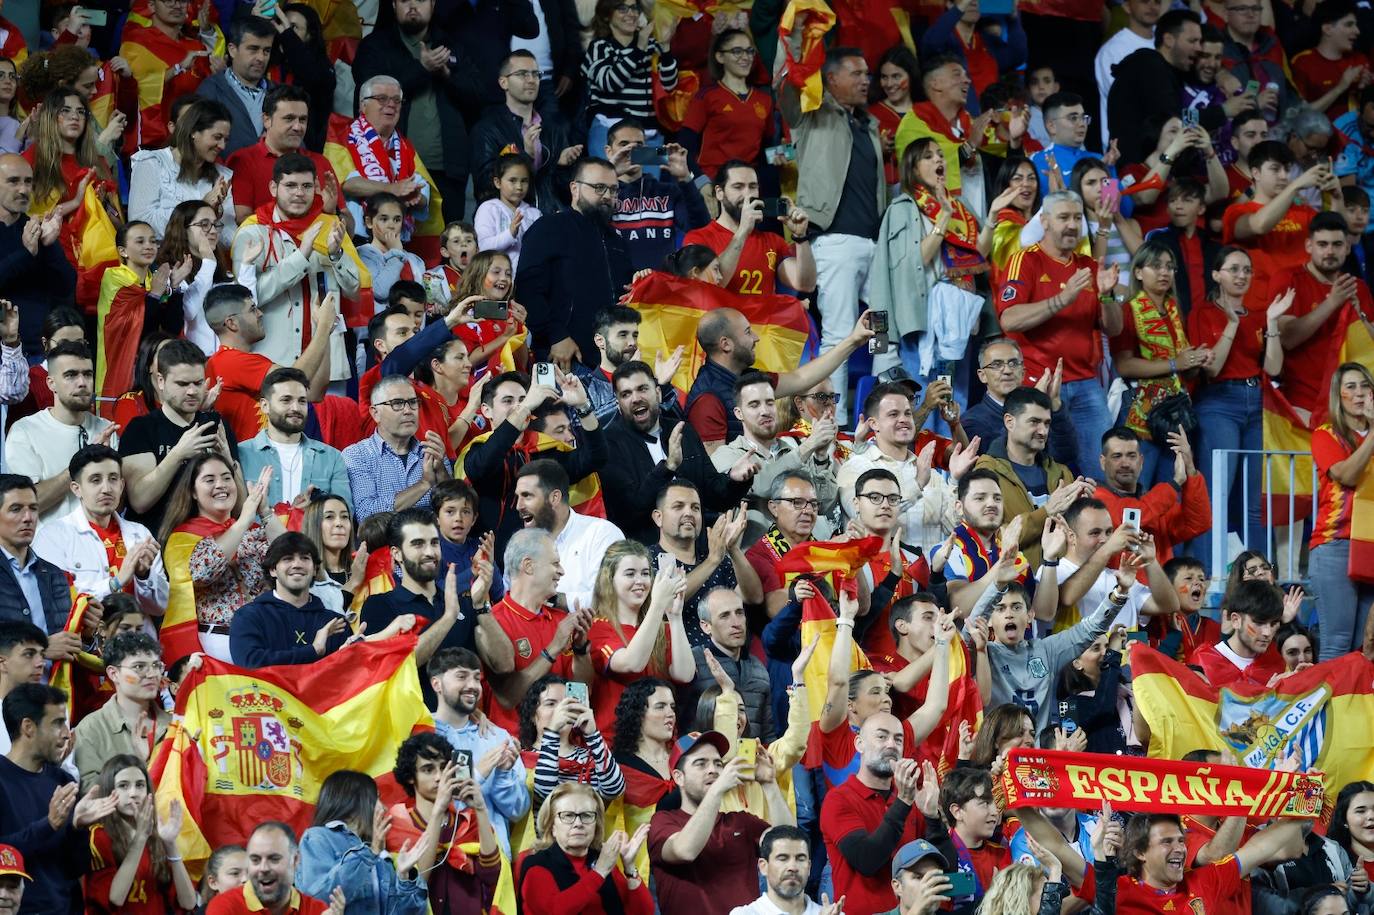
[974,435,1074,567]
[778,82,886,233]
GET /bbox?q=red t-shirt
[224,141,335,216]
[1115,856,1246,915]
[648,809,770,915]
[1187,301,1267,381]
[486,595,575,733]
[679,85,774,180]
[1189,640,1284,687]
[819,775,926,915]
[587,617,674,744]
[1277,266,1374,413]
[86,824,174,915]
[1221,201,1315,276]
[1291,48,1370,121]
[205,346,273,443]
[870,101,906,186]
[959,30,999,96]
[1178,231,1208,316]
[998,244,1105,382]
[206,885,329,915]
[681,221,795,296]
[1311,424,1363,549]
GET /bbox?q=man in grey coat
[688,586,776,742]
[195,16,277,157]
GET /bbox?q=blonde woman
[518,783,652,915]
[586,542,694,744]
[975,861,1064,915]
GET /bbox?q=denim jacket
[296,822,428,915]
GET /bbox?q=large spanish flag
[151,635,432,877]
[322,113,446,269]
[778,0,838,114]
[1261,385,1316,527]
[778,538,879,723]
[95,265,152,412]
[1132,643,1374,819]
[624,271,810,396]
[605,760,674,879]
[119,23,220,149]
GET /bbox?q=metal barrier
[1208,448,1318,583]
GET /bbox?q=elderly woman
[340,75,431,241]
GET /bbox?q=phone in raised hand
[566,681,589,705]
[533,361,559,393]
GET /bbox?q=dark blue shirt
[361,583,476,705]
[0,755,86,914]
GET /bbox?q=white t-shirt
[1054,555,1147,631]
[269,439,304,504]
[1215,640,1255,671]
[3,411,118,525]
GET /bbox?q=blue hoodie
[229,591,351,668]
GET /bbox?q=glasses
[857,492,903,507]
[189,218,223,232]
[365,94,404,107]
[1057,113,1091,126]
[576,180,618,197]
[378,397,420,412]
[124,661,166,677]
[1220,265,1254,275]
[0,72,16,83]
[804,393,841,405]
[981,358,1023,372]
[721,47,757,59]
[773,497,820,511]
[58,106,88,121]
[504,69,541,80]
[555,810,598,825]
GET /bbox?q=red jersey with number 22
[683,221,794,296]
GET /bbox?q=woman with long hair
[518,674,625,812]
[660,244,724,285]
[1072,157,1141,272]
[975,861,1064,915]
[518,783,652,915]
[610,676,678,835]
[159,454,283,662]
[986,156,1040,282]
[111,335,171,433]
[679,29,773,181]
[1118,115,1229,234]
[1188,245,1293,563]
[966,704,1034,770]
[453,249,529,372]
[17,44,129,167]
[1325,781,1374,900]
[581,0,679,157]
[1110,240,1200,486]
[296,770,431,913]
[85,754,198,913]
[586,544,693,741]
[157,199,229,352]
[1309,363,1374,660]
[870,45,920,189]
[129,97,237,245]
[300,492,369,612]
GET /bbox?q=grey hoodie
[963,585,1119,735]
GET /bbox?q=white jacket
[31,506,168,618]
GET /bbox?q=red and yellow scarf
[912,185,987,280]
[1123,291,1190,440]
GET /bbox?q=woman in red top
[587,543,695,742]
[679,30,774,181]
[1309,363,1374,660]
[869,46,920,190]
[1187,245,1294,567]
[86,755,198,915]
[518,783,653,915]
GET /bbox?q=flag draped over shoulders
[96,265,152,410]
[162,516,234,664]
[151,635,432,877]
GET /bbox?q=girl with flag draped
[389,732,503,915]
[454,250,530,374]
[23,88,123,313]
[608,678,677,878]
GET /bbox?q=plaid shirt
[341,432,451,521]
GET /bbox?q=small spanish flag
[349,547,396,617]
[778,0,837,114]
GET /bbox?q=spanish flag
[1261,385,1315,526]
[95,265,152,413]
[162,517,234,664]
[322,113,446,268]
[1132,643,1374,819]
[47,592,106,723]
[29,168,121,315]
[119,23,219,149]
[151,635,432,877]
[456,430,607,518]
[605,760,675,879]
[934,638,982,777]
[0,16,27,66]
[349,547,396,616]
[778,0,837,114]
[778,538,880,723]
[624,271,810,396]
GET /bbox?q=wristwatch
[573,403,594,419]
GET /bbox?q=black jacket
[1107,48,1224,165]
[516,207,634,361]
[274,27,337,152]
[352,20,485,179]
[469,104,575,211]
[229,590,349,668]
[0,550,72,635]
[0,217,77,357]
[1148,224,1221,321]
[599,414,752,543]
[438,0,541,109]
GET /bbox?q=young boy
[1030,91,1114,195]
[1025,66,1060,148]
[1190,579,1285,687]
[422,222,478,310]
[389,280,430,331]
[1153,555,1221,663]
[1290,0,1370,122]
[928,769,1013,912]
[1222,140,1333,274]
[1343,185,1373,281]
[1150,179,1219,316]
[0,622,47,755]
[433,479,504,604]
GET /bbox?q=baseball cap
[876,367,922,394]
[673,730,731,769]
[891,839,947,877]
[0,845,30,881]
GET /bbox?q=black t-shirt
[118,408,241,534]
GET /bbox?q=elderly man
[342,375,452,521]
[997,190,1120,478]
[0,156,73,358]
[230,155,361,379]
[352,0,484,221]
[744,470,828,617]
[336,75,434,239]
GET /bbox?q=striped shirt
[582,37,678,121]
[532,728,625,802]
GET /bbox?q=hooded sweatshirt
[229,590,351,668]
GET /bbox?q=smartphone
[868,336,890,355]
[566,681,589,705]
[764,143,796,162]
[867,310,890,335]
[737,737,758,775]
[937,373,953,390]
[1122,507,1142,531]
[1061,718,1078,734]
[453,748,473,781]
[533,361,559,393]
[1100,177,1121,212]
[758,197,790,219]
[944,872,976,897]
[1126,630,1150,643]
[85,7,109,25]
[474,299,508,321]
[630,146,668,166]
[1181,106,1199,129]
[1244,79,1261,94]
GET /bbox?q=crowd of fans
[0,0,1373,911]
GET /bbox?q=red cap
[0,845,30,881]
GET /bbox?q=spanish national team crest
[516,638,532,659]
[208,683,303,794]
